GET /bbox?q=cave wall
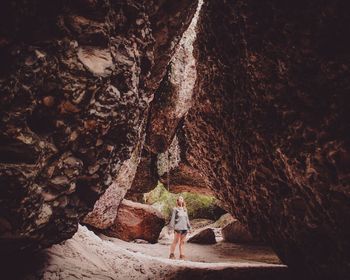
[0,0,197,253]
[184,0,350,278]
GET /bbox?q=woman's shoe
[179,255,185,260]
[169,253,175,259]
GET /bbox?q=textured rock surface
[183,0,350,278]
[222,220,259,244]
[0,0,197,253]
[104,199,165,243]
[188,228,216,245]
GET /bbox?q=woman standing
[168,196,192,260]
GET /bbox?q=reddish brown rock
[104,199,165,243]
[188,228,216,244]
[222,220,259,244]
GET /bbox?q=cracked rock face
[185,0,350,278]
[129,1,213,197]
[0,0,197,253]
[145,0,203,154]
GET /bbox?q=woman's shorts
[175,230,188,235]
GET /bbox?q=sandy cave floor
[1,225,290,280]
[100,234,281,265]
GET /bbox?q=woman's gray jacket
[169,207,191,231]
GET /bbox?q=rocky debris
[182,0,350,278]
[157,135,213,195]
[0,0,198,253]
[104,199,165,243]
[188,228,216,245]
[186,218,223,242]
[222,220,260,244]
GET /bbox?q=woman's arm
[169,208,176,230]
[186,212,191,231]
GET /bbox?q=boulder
[104,199,165,244]
[158,225,173,245]
[157,134,213,196]
[188,228,216,244]
[222,220,258,244]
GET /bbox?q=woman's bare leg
[179,233,187,257]
[170,232,180,255]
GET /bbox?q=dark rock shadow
[0,250,49,280]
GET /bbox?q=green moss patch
[144,182,225,221]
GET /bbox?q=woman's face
[178,196,184,204]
